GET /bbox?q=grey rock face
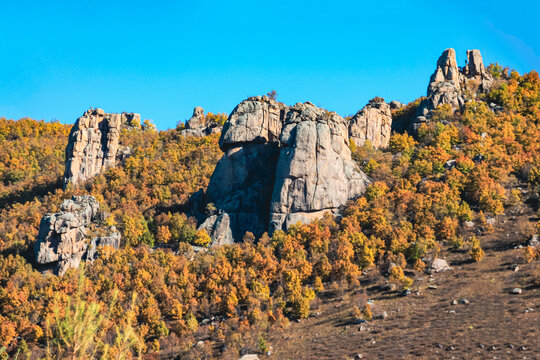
[411,49,493,131]
[34,195,120,275]
[181,106,223,137]
[349,97,392,149]
[199,97,371,244]
[269,102,370,232]
[64,108,140,188]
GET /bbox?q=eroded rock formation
[349,97,392,149]
[199,96,370,245]
[412,48,493,130]
[34,196,120,275]
[181,106,223,137]
[64,108,139,188]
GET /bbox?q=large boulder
[270,102,370,232]
[411,48,493,131]
[199,97,371,244]
[349,97,392,149]
[64,108,139,188]
[34,195,120,275]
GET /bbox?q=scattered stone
[402,288,412,297]
[447,345,456,351]
[464,221,475,229]
[355,354,364,359]
[451,300,458,305]
[511,288,522,295]
[508,344,515,350]
[478,343,485,349]
[436,343,443,349]
[518,345,527,351]
[488,345,497,351]
[459,299,470,305]
[238,355,260,360]
[428,258,452,273]
[525,307,533,313]
[428,285,438,290]
[239,348,258,356]
[529,234,540,247]
[448,310,456,314]
[444,160,456,169]
[373,310,388,320]
[509,264,519,272]
[196,340,205,349]
[486,217,496,226]
[201,318,211,325]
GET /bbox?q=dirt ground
[266,215,540,360]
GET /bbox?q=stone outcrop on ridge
[34,195,120,275]
[181,106,223,137]
[349,97,392,149]
[64,108,139,188]
[412,48,493,130]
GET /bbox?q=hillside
[0,49,539,359]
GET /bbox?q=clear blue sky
[1,0,539,129]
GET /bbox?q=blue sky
[1,0,539,129]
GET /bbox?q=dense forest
[0,65,539,359]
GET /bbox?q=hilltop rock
[199,97,371,244]
[349,97,392,149]
[64,108,140,188]
[269,102,370,232]
[181,106,223,137]
[34,195,120,275]
[411,49,493,130]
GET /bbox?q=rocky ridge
[64,108,139,188]
[199,96,371,245]
[34,195,120,275]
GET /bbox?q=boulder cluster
[64,108,139,188]
[34,196,120,275]
[412,48,493,130]
[198,96,371,245]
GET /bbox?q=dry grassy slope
[267,213,540,360]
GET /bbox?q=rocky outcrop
[269,102,370,232]
[64,108,139,188]
[34,196,120,275]
[412,49,493,130]
[199,96,370,245]
[199,96,286,245]
[349,97,392,149]
[181,106,223,137]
